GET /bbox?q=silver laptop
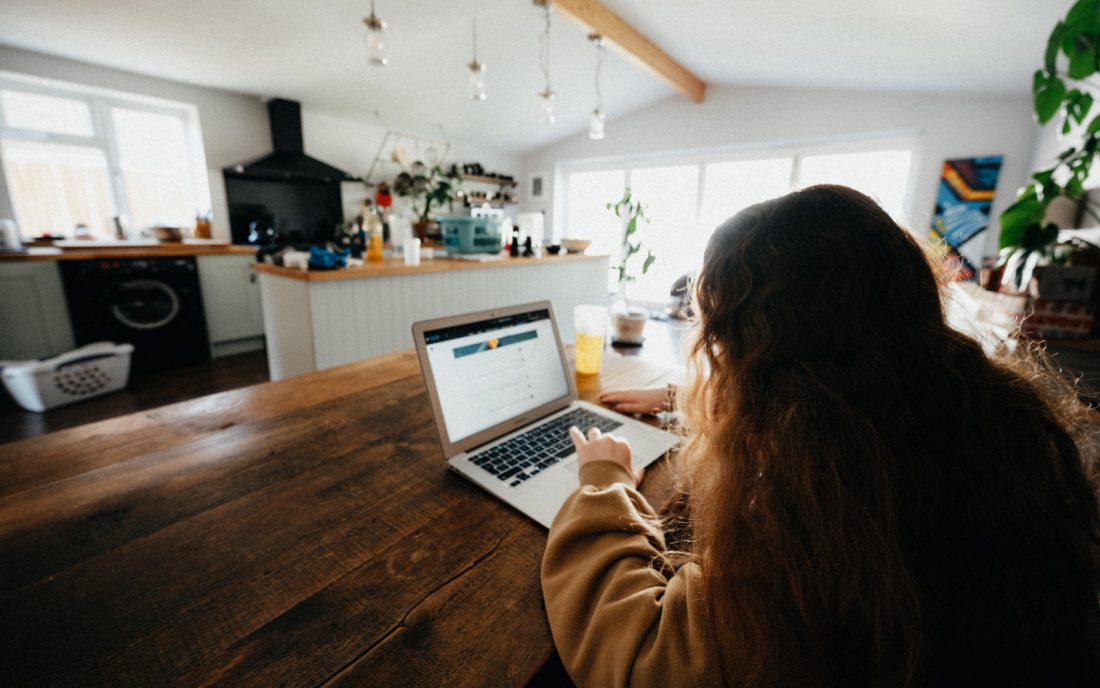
[412,301,679,528]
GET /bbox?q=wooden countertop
[0,349,680,686]
[252,252,608,282]
[0,243,255,261]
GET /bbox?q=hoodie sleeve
[540,461,720,687]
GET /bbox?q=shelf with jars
[458,174,519,208]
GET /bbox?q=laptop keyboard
[471,407,623,487]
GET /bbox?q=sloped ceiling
[0,0,1070,156]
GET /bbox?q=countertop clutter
[251,251,607,282]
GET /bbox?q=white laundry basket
[1,342,134,412]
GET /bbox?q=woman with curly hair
[541,185,1100,687]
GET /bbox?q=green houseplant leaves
[999,0,1100,292]
[607,188,655,288]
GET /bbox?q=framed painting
[930,156,1003,250]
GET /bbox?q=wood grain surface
[251,253,607,282]
[0,245,254,262]
[0,348,680,687]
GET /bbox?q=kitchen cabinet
[0,261,75,360]
[196,254,265,357]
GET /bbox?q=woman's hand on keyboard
[568,426,643,487]
[599,386,668,415]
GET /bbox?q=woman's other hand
[568,426,643,487]
[598,386,668,415]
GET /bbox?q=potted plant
[996,0,1100,293]
[394,164,462,242]
[607,187,656,345]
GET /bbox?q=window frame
[553,131,924,306]
[0,71,211,237]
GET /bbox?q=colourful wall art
[930,156,1003,250]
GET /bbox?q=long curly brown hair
[680,185,1100,686]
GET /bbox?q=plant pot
[413,221,441,242]
[612,307,647,346]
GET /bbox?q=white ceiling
[0,0,1070,157]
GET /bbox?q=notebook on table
[411,301,679,528]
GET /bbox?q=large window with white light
[557,139,916,304]
[0,74,210,239]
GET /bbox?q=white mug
[0,219,22,251]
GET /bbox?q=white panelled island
[253,253,610,380]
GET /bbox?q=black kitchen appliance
[60,257,210,373]
[224,98,357,248]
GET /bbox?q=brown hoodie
[541,461,722,687]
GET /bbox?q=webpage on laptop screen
[424,309,570,444]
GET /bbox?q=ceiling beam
[538,0,706,103]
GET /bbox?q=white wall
[521,84,1039,265]
[0,45,520,241]
[301,108,519,228]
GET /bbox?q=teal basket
[439,216,503,255]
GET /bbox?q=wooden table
[0,349,681,687]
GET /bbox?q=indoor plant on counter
[607,187,656,345]
[996,0,1100,293]
[394,164,462,242]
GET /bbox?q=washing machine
[60,257,211,373]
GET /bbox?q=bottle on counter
[509,225,520,257]
[366,203,385,263]
[112,215,129,241]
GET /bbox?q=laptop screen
[422,308,571,444]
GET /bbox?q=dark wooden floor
[0,349,270,446]
[0,317,692,447]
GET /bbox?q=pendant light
[363,0,388,67]
[588,34,606,140]
[468,18,487,100]
[536,1,556,124]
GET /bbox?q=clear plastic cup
[403,238,421,266]
[573,304,608,375]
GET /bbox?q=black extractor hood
[224,98,359,183]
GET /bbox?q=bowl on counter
[151,226,185,242]
[544,244,562,255]
[561,239,591,254]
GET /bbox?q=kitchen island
[253,253,609,380]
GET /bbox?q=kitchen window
[557,139,916,304]
[0,75,209,239]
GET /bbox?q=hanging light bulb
[538,90,557,124]
[588,110,605,140]
[536,1,556,124]
[468,18,487,100]
[363,0,388,67]
[588,34,606,139]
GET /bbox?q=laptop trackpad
[563,457,579,473]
